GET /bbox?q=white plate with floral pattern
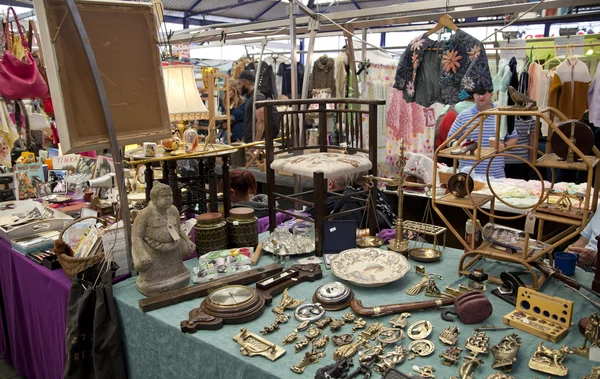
[330,248,411,287]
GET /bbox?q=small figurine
[260,321,280,335]
[274,313,290,324]
[373,346,408,374]
[315,316,333,329]
[342,312,356,323]
[273,289,306,315]
[390,313,411,328]
[490,334,522,372]
[358,343,385,366]
[282,332,298,345]
[439,326,460,346]
[528,342,573,377]
[330,319,345,332]
[575,313,600,357]
[132,182,195,296]
[291,335,329,374]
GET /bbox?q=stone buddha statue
[132,182,195,296]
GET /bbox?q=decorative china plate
[330,248,411,287]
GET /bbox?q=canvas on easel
[33,0,171,153]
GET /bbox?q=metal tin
[194,212,228,254]
[227,207,258,248]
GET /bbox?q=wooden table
[126,145,236,216]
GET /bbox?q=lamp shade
[163,65,209,121]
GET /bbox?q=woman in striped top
[447,91,517,179]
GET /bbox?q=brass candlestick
[365,139,430,257]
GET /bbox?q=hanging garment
[335,51,348,98]
[518,70,529,99]
[492,58,512,139]
[245,61,278,99]
[0,101,20,167]
[264,56,283,96]
[386,88,425,147]
[527,62,542,101]
[361,63,396,153]
[277,62,304,98]
[548,57,592,120]
[588,62,600,126]
[505,58,519,134]
[394,29,493,107]
[308,55,336,96]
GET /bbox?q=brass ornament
[440,346,463,366]
[408,339,435,360]
[376,328,405,344]
[332,334,354,346]
[373,346,408,374]
[294,338,311,353]
[294,326,322,353]
[353,318,367,332]
[583,366,600,379]
[294,320,311,332]
[358,343,386,366]
[424,279,450,298]
[390,313,411,328]
[233,328,286,361]
[490,333,522,372]
[464,331,490,356]
[406,276,430,296]
[274,313,290,324]
[333,323,384,360]
[342,312,356,323]
[439,326,460,346]
[574,313,599,357]
[315,316,333,329]
[330,319,345,332]
[260,321,280,335]
[408,320,433,340]
[362,323,385,339]
[413,365,436,378]
[487,373,515,379]
[272,289,306,315]
[458,355,484,379]
[283,332,298,345]
[528,342,573,377]
[291,335,330,374]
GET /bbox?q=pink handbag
[0,8,48,100]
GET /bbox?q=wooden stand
[206,72,231,144]
[432,106,600,289]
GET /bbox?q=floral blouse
[394,29,493,107]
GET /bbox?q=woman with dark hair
[229,169,269,218]
[221,80,247,143]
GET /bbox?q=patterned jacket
[394,30,493,107]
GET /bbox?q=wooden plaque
[33,0,171,153]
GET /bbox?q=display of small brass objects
[487,373,515,379]
[315,316,333,329]
[272,289,306,315]
[424,279,449,298]
[290,335,330,374]
[330,319,345,332]
[440,346,463,366]
[274,313,290,324]
[353,318,367,332]
[294,320,311,332]
[233,328,286,361]
[361,323,385,339]
[408,339,435,360]
[373,346,408,374]
[283,332,298,345]
[490,333,522,372]
[464,331,490,356]
[294,338,311,353]
[528,342,573,377]
[583,366,600,379]
[439,326,460,346]
[305,326,322,340]
[333,334,354,347]
[333,338,369,360]
[358,343,385,365]
[295,303,326,322]
[413,365,436,378]
[574,313,599,357]
[459,355,484,379]
[342,312,356,323]
[260,321,280,335]
[376,328,405,344]
[390,313,411,328]
[408,320,433,340]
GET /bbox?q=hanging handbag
[0,8,48,100]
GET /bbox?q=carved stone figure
[132,182,195,296]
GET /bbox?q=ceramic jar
[227,207,258,248]
[195,212,228,255]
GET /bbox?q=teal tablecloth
[113,238,598,379]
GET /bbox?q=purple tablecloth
[0,239,71,379]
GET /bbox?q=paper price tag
[167,224,181,241]
[555,36,584,57]
[330,227,337,232]
[590,346,600,362]
[499,40,527,60]
[524,212,536,235]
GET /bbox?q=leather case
[455,290,493,324]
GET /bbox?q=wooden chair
[260,98,385,256]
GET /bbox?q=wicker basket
[54,216,107,280]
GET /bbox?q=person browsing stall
[446,91,517,179]
[568,211,600,266]
[223,79,247,143]
[229,169,271,218]
[238,70,280,143]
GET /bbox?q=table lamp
[162,65,209,122]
